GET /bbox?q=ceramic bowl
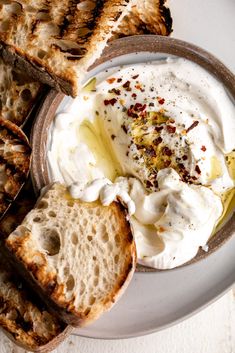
[31,35,235,270]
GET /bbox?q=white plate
[71,0,235,338]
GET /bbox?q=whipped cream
[47,57,235,269]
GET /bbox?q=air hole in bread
[48,210,56,218]
[91,225,96,234]
[102,232,109,243]
[84,307,91,316]
[115,234,120,246]
[33,216,42,223]
[20,89,32,102]
[93,277,98,286]
[63,266,69,276]
[66,274,75,291]
[103,259,108,267]
[92,256,97,261]
[71,232,78,245]
[114,254,119,264]
[87,235,92,242]
[94,265,99,276]
[1,20,11,31]
[42,229,60,256]
[82,218,88,226]
[103,277,107,284]
[89,295,96,305]
[37,200,48,209]
[80,281,85,295]
[95,208,101,216]
[37,49,47,59]
[108,242,113,251]
[67,200,74,207]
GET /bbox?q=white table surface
[1,0,235,351]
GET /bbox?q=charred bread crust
[0,0,132,97]
[114,0,173,38]
[0,117,31,220]
[0,248,72,352]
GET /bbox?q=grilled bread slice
[114,0,172,38]
[0,249,72,352]
[5,183,136,327]
[0,117,31,219]
[0,56,43,127]
[0,0,133,97]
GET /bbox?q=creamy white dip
[48,58,235,269]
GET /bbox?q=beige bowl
[31,35,235,270]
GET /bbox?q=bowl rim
[31,34,235,271]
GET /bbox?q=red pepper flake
[108,88,121,95]
[155,126,164,132]
[106,77,116,84]
[132,74,139,79]
[195,165,201,174]
[153,136,163,145]
[186,120,199,133]
[135,84,142,90]
[104,98,117,106]
[201,145,206,152]
[182,155,188,161]
[132,93,137,98]
[157,97,165,105]
[164,160,171,167]
[166,125,176,134]
[134,103,146,112]
[117,78,122,83]
[162,146,172,156]
[123,81,131,88]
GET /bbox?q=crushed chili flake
[166,125,176,134]
[135,84,142,90]
[108,88,121,95]
[123,81,131,88]
[117,78,122,83]
[157,97,165,105]
[111,134,116,140]
[132,74,139,79]
[104,98,117,106]
[149,102,154,107]
[195,165,201,174]
[134,103,146,112]
[155,126,164,132]
[132,93,137,98]
[162,146,172,156]
[201,145,206,152]
[182,155,188,161]
[186,120,199,133]
[153,136,163,145]
[164,160,171,167]
[106,77,116,84]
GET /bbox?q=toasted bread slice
[5,183,136,327]
[0,55,43,127]
[0,117,31,219]
[114,0,172,38]
[0,248,72,352]
[0,0,133,97]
